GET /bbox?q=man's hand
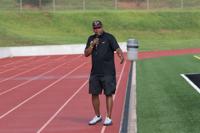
[90,38,99,48]
[120,56,124,64]
[116,48,124,64]
[84,38,99,57]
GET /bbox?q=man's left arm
[116,48,124,64]
[109,34,124,64]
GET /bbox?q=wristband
[90,45,94,49]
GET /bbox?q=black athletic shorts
[89,75,116,96]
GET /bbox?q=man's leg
[102,95,113,126]
[89,94,102,125]
[92,94,100,116]
[106,95,113,118]
[103,75,115,125]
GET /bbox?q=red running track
[1,48,199,133]
[0,54,130,133]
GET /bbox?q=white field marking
[181,74,200,94]
[1,56,35,67]
[0,62,87,120]
[36,80,88,133]
[194,55,200,60]
[100,61,127,133]
[0,55,82,96]
[0,56,50,74]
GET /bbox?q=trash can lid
[127,39,139,48]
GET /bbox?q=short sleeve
[109,34,119,51]
[85,37,91,49]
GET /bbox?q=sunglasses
[93,26,102,29]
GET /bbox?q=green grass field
[0,10,200,51]
[137,55,200,133]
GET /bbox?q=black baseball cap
[92,20,103,29]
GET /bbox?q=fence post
[181,0,184,9]
[83,0,86,10]
[115,0,118,9]
[53,0,55,12]
[147,0,150,10]
[39,0,42,9]
[20,0,23,12]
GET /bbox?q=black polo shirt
[85,32,120,76]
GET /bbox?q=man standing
[84,20,124,126]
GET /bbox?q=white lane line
[1,56,35,67]
[100,61,127,133]
[0,56,50,74]
[0,55,82,96]
[0,55,78,83]
[0,62,87,120]
[194,55,200,60]
[36,80,88,133]
[53,55,68,61]
[181,74,200,94]
[0,63,47,83]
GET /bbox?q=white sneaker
[103,117,112,126]
[88,115,102,125]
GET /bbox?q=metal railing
[0,0,199,11]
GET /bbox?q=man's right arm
[84,38,99,57]
[84,45,94,57]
